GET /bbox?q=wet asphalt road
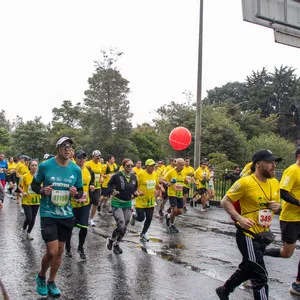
[0,194,299,300]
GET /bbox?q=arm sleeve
[280,189,300,206]
[74,186,84,199]
[31,177,42,194]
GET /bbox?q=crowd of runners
[1,138,300,300]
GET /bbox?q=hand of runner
[43,185,53,195]
[268,200,280,212]
[69,186,78,197]
[112,189,119,196]
[238,216,255,230]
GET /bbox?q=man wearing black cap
[264,147,300,296]
[31,136,83,297]
[216,149,281,300]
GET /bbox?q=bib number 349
[258,209,272,227]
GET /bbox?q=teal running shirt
[34,157,83,218]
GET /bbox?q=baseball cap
[19,155,25,159]
[75,150,87,158]
[252,149,282,164]
[145,159,156,166]
[56,136,73,148]
[92,150,102,157]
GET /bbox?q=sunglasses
[59,143,72,149]
[125,164,134,168]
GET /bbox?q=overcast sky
[1,0,300,127]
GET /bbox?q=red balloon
[169,127,192,151]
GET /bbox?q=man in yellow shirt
[264,147,300,296]
[130,159,160,241]
[132,160,142,175]
[163,158,189,233]
[100,156,118,211]
[86,150,103,227]
[182,157,194,212]
[216,149,281,300]
[193,160,210,211]
[15,155,30,204]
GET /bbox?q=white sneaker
[89,219,96,227]
[20,228,26,239]
[26,233,34,240]
[20,207,24,214]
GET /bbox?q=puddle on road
[136,244,205,273]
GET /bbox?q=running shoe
[165,214,170,227]
[26,233,34,240]
[205,204,211,209]
[169,225,179,233]
[129,214,136,226]
[200,208,207,212]
[36,275,48,296]
[77,247,86,259]
[140,233,149,242]
[108,210,113,216]
[113,243,123,254]
[106,237,113,251]
[290,282,300,295]
[184,206,188,212]
[158,210,164,217]
[89,219,96,227]
[215,286,229,300]
[47,281,61,297]
[65,250,72,258]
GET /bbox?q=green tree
[247,133,295,169]
[10,117,50,159]
[83,49,133,160]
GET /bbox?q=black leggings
[66,227,87,251]
[135,207,154,234]
[22,205,40,233]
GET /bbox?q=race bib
[28,185,36,195]
[51,190,70,207]
[174,183,183,191]
[95,174,100,182]
[146,180,156,190]
[258,209,272,227]
[76,192,87,203]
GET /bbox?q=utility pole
[194,0,204,168]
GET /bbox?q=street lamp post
[194,0,204,168]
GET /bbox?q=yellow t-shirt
[164,169,185,198]
[16,162,29,178]
[194,167,210,189]
[102,163,118,188]
[71,166,92,208]
[7,162,17,175]
[162,165,175,177]
[19,173,41,205]
[241,162,252,177]
[227,174,280,235]
[119,165,124,171]
[182,166,194,188]
[280,164,300,222]
[132,167,142,175]
[135,170,159,208]
[85,160,102,189]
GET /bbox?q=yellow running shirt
[71,166,92,208]
[7,162,17,175]
[19,173,41,205]
[164,169,185,198]
[194,167,210,189]
[135,170,159,208]
[102,163,118,188]
[85,160,102,189]
[280,164,300,222]
[227,174,280,235]
[182,166,194,188]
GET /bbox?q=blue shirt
[34,157,83,218]
[0,160,8,180]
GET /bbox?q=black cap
[295,147,300,157]
[75,150,87,158]
[252,149,282,165]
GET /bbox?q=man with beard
[216,149,281,300]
